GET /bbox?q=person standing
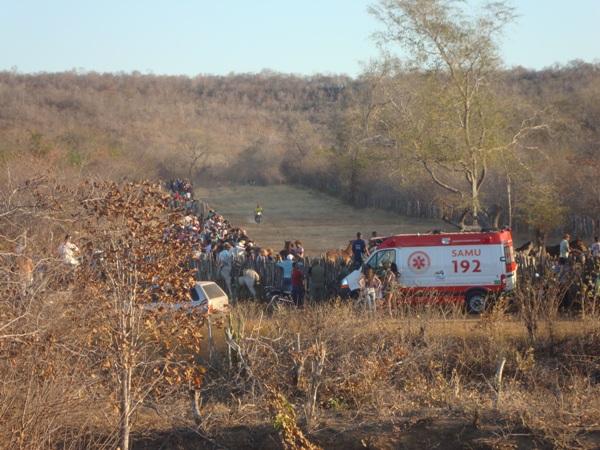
[217,243,233,297]
[591,236,600,260]
[291,262,305,307]
[351,232,369,269]
[559,233,570,266]
[382,263,400,317]
[293,240,305,258]
[276,254,294,292]
[360,267,381,312]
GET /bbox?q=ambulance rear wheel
[466,290,487,314]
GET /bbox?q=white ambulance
[341,230,517,313]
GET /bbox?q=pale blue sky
[1,0,598,76]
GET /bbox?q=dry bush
[196,300,600,449]
[514,270,569,343]
[0,173,208,449]
[2,170,598,448]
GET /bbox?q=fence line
[193,255,349,293]
[195,253,549,297]
[355,195,597,237]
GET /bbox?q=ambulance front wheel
[465,289,487,314]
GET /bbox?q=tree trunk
[471,177,479,227]
[535,228,547,275]
[506,173,512,228]
[349,165,358,205]
[119,364,132,450]
[190,389,202,425]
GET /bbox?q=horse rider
[255,203,263,223]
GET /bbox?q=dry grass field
[134,302,600,450]
[196,184,447,254]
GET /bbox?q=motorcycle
[264,285,294,312]
[254,211,262,224]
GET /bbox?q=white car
[144,281,229,314]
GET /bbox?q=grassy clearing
[195,184,446,255]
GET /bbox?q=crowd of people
[49,178,600,312]
[168,179,198,212]
[163,181,330,306]
[46,178,388,310]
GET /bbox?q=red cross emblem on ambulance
[408,251,430,273]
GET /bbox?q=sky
[1,0,599,77]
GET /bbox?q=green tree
[370,0,547,228]
[518,182,566,244]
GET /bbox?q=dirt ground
[131,412,578,450]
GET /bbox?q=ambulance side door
[446,245,499,287]
[398,246,440,287]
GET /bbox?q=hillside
[1,64,599,236]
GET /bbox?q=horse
[515,241,535,255]
[546,239,587,259]
[325,241,352,264]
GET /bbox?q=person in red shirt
[291,262,305,307]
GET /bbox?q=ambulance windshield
[367,249,396,272]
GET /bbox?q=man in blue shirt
[276,254,294,292]
[351,232,369,269]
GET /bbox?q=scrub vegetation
[2,0,600,448]
[1,0,600,238]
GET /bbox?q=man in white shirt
[559,234,570,265]
[591,236,600,260]
[238,268,260,299]
[217,243,233,297]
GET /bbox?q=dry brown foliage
[0,174,206,449]
[2,170,600,449]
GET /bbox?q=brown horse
[545,239,587,258]
[325,241,352,264]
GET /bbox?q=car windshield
[201,283,226,299]
[190,286,206,302]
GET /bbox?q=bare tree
[73,181,205,450]
[330,66,392,204]
[179,133,212,181]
